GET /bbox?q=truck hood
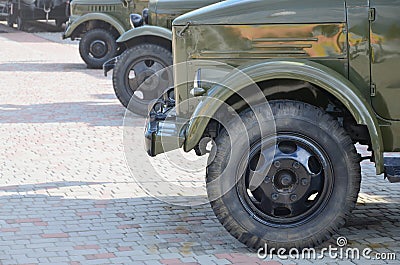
[152,0,220,14]
[173,0,346,26]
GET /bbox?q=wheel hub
[90,40,107,58]
[126,58,172,102]
[267,157,312,204]
[274,169,296,192]
[239,135,331,225]
[136,70,158,90]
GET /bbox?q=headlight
[130,13,143,28]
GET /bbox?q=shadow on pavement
[0,62,86,71]
[0,101,128,126]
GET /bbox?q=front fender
[64,13,126,39]
[185,60,384,173]
[116,25,172,43]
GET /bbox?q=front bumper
[62,16,78,40]
[103,56,119,77]
[144,89,186,157]
[144,117,186,157]
[62,23,71,39]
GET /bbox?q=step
[384,157,400,183]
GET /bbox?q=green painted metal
[183,60,384,173]
[172,19,351,118]
[173,0,346,26]
[152,0,220,27]
[347,4,371,100]
[116,25,172,43]
[64,0,148,39]
[64,12,127,38]
[381,121,400,152]
[370,0,400,120]
[116,0,220,45]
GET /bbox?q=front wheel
[79,29,118,69]
[207,100,361,250]
[16,14,24,31]
[112,43,172,116]
[7,16,14,27]
[55,19,66,28]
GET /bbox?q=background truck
[104,0,221,116]
[2,0,69,30]
[145,0,400,250]
[62,0,148,69]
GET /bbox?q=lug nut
[272,193,279,200]
[265,176,270,183]
[274,161,281,168]
[293,162,300,169]
[301,178,308,186]
[290,194,297,201]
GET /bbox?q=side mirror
[130,13,143,28]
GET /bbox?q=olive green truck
[103,0,220,115]
[62,0,148,68]
[145,0,400,250]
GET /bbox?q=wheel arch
[65,14,125,39]
[184,60,384,173]
[116,26,172,51]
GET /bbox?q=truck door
[370,0,400,120]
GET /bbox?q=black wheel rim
[89,40,107,59]
[124,56,171,104]
[237,133,334,227]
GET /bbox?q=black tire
[7,17,14,27]
[79,29,118,69]
[207,100,361,250]
[55,19,64,28]
[112,43,172,116]
[16,14,24,31]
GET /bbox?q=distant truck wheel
[112,43,172,116]
[207,100,361,250]
[79,28,117,69]
[16,14,24,31]
[6,15,14,27]
[55,19,65,28]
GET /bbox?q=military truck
[5,0,69,30]
[104,0,220,116]
[62,0,148,69]
[144,0,400,249]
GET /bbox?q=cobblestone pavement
[0,26,400,265]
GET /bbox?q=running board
[384,157,400,183]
